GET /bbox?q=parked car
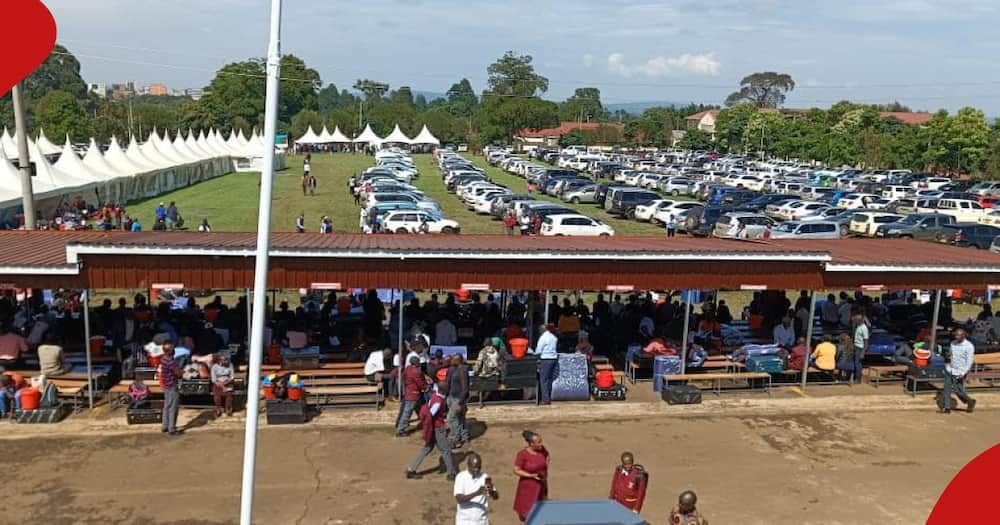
[935,223,1000,249]
[606,189,660,218]
[659,177,695,196]
[652,202,705,225]
[979,209,1000,227]
[383,210,460,234]
[934,198,987,222]
[849,212,904,237]
[563,184,597,204]
[712,212,775,239]
[540,213,614,236]
[769,221,842,239]
[969,181,1000,197]
[683,206,732,237]
[991,235,1000,254]
[874,213,956,239]
[634,199,678,222]
[837,193,880,209]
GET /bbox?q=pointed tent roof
[0,155,24,206]
[104,136,147,176]
[316,126,334,143]
[173,131,204,162]
[330,126,351,143]
[82,139,122,178]
[225,130,248,156]
[54,137,109,182]
[139,133,175,167]
[155,130,194,164]
[196,132,220,157]
[352,124,382,144]
[380,124,412,145]
[295,126,321,145]
[1,128,17,159]
[30,141,96,193]
[411,125,441,146]
[126,137,162,171]
[185,129,213,159]
[237,129,251,148]
[35,129,62,156]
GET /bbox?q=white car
[769,221,842,239]
[979,209,1000,226]
[383,210,460,234]
[784,201,832,221]
[471,190,511,213]
[540,214,614,236]
[837,193,879,209]
[652,202,705,225]
[634,199,677,222]
[867,198,897,210]
[912,177,952,191]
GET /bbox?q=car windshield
[775,223,797,232]
[899,215,922,225]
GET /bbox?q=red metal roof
[879,111,933,126]
[0,231,997,270]
[516,121,624,138]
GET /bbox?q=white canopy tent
[380,124,413,145]
[1,128,17,159]
[330,126,352,143]
[35,129,63,156]
[316,126,334,144]
[352,124,382,144]
[295,126,322,145]
[411,125,441,146]
[82,139,122,179]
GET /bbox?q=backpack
[39,383,59,408]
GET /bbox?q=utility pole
[12,82,35,230]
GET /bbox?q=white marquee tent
[411,125,441,146]
[353,124,382,145]
[381,124,413,145]
[330,126,352,143]
[295,126,322,145]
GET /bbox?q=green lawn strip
[410,154,506,234]
[464,155,668,236]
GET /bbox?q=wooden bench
[867,364,909,388]
[688,360,744,373]
[662,371,771,395]
[594,363,614,373]
[771,367,848,386]
[306,384,381,409]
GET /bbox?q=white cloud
[606,52,721,77]
[582,54,594,68]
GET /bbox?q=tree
[353,79,389,101]
[21,44,89,101]
[132,104,179,139]
[741,111,784,155]
[474,96,558,144]
[715,104,758,152]
[178,100,217,131]
[446,78,478,117]
[978,134,1000,180]
[946,107,991,173]
[318,83,357,114]
[34,90,90,142]
[390,86,414,106]
[559,87,605,122]
[725,72,795,109]
[559,129,585,147]
[677,129,713,150]
[289,109,324,141]
[486,51,549,97]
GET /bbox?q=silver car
[563,184,597,204]
[658,177,695,196]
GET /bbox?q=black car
[934,223,1000,249]
[607,190,660,218]
[683,206,734,237]
[939,181,974,192]
[594,183,613,205]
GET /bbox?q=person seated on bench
[834,333,857,381]
[773,316,795,348]
[785,337,808,371]
[38,333,72,377]
[716,300,733,325]
[474,338,503,378]
[128,378,150,409]
[0,325,28,367]
[211,354,235,417]
[811,335,838,372]
[0,375,14,417]
[365,348,393,392]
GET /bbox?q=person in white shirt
[772,317,795,348]
[940,328,976,413]
[454,453,498,525]
[534,324,559,405]
[364,348,392,383]
[436,316,458,346]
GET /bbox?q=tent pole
[398,291,405,401]
[527,293,534,344]
[680,295,691,375]
[544,290,550,327]
[239,1,282,522]
[800,291,817,390]
[82,290,94,410]
[929,289,943,348]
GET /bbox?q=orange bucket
[913,348,931,367]
[262,385,276,400]
[148,354,162,368]
[89,336,106,358]
[287,387,303,401]
[456,289,471,302]
[509,338,529,359]
[267,344,281,364]
[20,387,41,411]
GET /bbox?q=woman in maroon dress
[512,430,549,522]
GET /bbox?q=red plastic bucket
[148,354,162,368]
[89,336,106,358]
[262,385,276,400]
[456,289,471,302]
[287,387,303,401]
[509,338,529,359]
[20,387,41,411]
[913,348,931,367]
[595,370,615,389]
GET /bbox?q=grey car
[563,184,598,204]
[875,213,956,239]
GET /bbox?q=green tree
[677,129,713,150]
[132,104,178,139]
[559,87,605,122]
[317,83,357,113]
[421,107,468,144]
[724,72,795,108]
[474,96,558,144]
[34,90,90,142]
[978,134,1000,180]
[741,110,784,156]
[21,44,89,101]
[390,86,414,106]
[353,79,389,101]
[178,100,217,131]
[486,51,549,97]
[715,104,758,152]
[289,109,324,142]
[946,107,991,173]
[446,78,478,117]
[559,129,585,147]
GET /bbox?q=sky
[45,0,1000,114]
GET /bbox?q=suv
[540,214,614,237]
[935,223,1000,249]
[874,213,955,239]
[712,212,775,239]
[849,212,904,237]
[607,189,660,218]
[684,206,732,237]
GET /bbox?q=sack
[661,384,702,405]
[39,383,59,408]
[595,370,615,389]
[746,355,784,373]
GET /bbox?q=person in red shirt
[395,356,426,437]
[609,452,648,513]
[405,380,456,480]
[787,337,808,371]
[513,430,549,522]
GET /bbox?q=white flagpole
[239,0,282,523]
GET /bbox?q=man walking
[446,354,470,448]
[851,313,869,384]
[406,380,457,480]
[454,452,498,525]
[665,214,677,238]
[940,328,976,414]
[159,341,184,436]
[535,324,559,405]
[295,213,305,233]
[396,355,425,436]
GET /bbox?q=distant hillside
[413,90,447,102]
[605,101,703,114]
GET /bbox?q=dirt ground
[4,389,998,525]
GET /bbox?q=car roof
[545,213,593,221]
